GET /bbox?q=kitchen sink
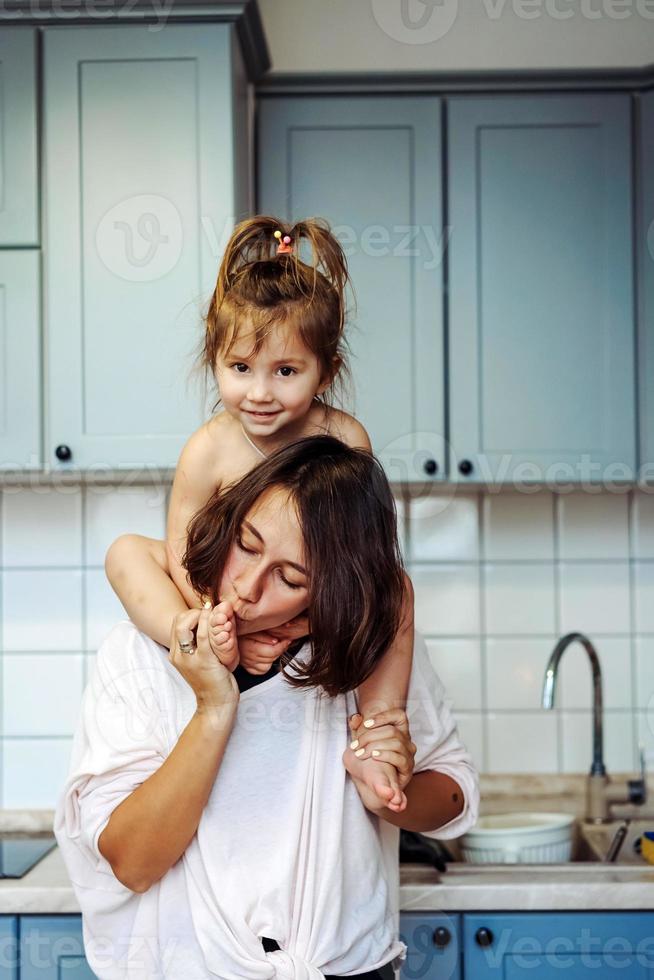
[442,818,654,868]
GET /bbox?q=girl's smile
[215,323,330,448]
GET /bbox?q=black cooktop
[0,834,57,879]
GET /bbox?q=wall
[1,482,652,806]
[258,0,654,73]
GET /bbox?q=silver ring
[179,640,196,656]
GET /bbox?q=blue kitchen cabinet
[258,95,446,484]
[43,23,252,470]
[400,912,462,979]
[448,94,636,485]
[0,251,42,470]
[19,916,93,978]
[639,90,654,475]
[0,917,18,979]
[0,30,38,246]
[463,911,654,978]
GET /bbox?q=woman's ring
[179,640,196,656]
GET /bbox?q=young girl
[105,215,415,813]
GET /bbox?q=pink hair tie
[274,229,293,254]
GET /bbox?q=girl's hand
[238,631,293,675]
[347,709,417,810]
[237,613,310,675]
[169,606,239,709]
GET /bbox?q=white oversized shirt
[54,621,479,979]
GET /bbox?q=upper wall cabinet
[44,24,252,470]
[0,252,41,469]
[0,29,38,245]
[639,90,654,475]
[448,94,635,485]
[258,95,446,484]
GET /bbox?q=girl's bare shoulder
[204,411,256,483]
[315,406,372,451]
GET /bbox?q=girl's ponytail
[202,214,354,410]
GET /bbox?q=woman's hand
[169,606,240,709]
[346,709,417,814]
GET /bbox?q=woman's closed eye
[237,537,304,591]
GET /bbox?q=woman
[54,437,479,980]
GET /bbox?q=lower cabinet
[400,911,654,979]
[4,912,654,977]
[400,912,462,979]
[462,912,654,979]
[16,916,92,979]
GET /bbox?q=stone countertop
[4,847,654,915]
[6,774,654,916]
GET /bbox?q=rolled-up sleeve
[406,630,480,840]
[54,621,169,885]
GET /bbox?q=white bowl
[460,811,576,864]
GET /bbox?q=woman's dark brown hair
[183,436,406,698]
[198,215,354,411]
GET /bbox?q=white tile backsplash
[2,487,83,567]
[411,564,480,635]
[2,568,84,651]
[559,561,631,634]
[409,494,479,561]
[85,484,167,565]
[557,490,631,560]
[483,563,556,635]
[482,491,554,560]
[1,483,652,804]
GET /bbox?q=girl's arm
[339,414,415,729]
[105,422,221,647]
[355,572,414,719]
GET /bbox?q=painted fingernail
[355,748,365,757]
[363,719,375,728]
[372,750,381,757]
[350,740,359,749]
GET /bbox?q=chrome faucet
[541,632,647,823]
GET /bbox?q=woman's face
[219,485,309,635]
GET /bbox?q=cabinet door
[448,94,635,485]
[0,917,17,979]
[464,911,654,978]
[19,916,93,979]
[0,251,41,469]
[44,25,243,470]
[0,30,38,246]
[400,912,462,979]
[639,90,654,474]
[258,96,446,484]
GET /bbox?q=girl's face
[214,323,330,441]
[219,485,309,635]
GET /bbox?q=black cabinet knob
[458,458,473,476]
[475,927,494,947]
[423,458,438,476]
[55,444,72,462]
[433,926,451,948]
